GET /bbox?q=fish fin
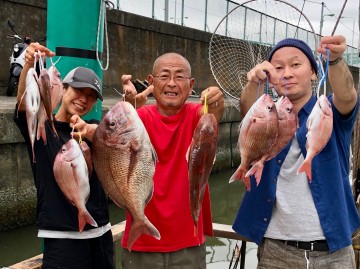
[50,120,59,139]
[229,165,246,183]
[151,145,158,164]
[242,176,251,191]
[185,144,191,162]
[127,218,160,251]
[245,162,264,186]
[37,122,47,144]
[297,159,312,182]
[78,210,98,232]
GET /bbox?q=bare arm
[318,35,357,115]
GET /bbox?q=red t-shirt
[121,103,214,252]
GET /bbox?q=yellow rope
[204,93,208,114]
[78,131,83,144]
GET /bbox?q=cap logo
[94,79,101,90]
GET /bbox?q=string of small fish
[230,49,333,191]
[19,54,99,232]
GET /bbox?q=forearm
[328,57,357,115]
[17,62,32,111]
[240,82,261,117]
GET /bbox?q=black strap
[55,47,102,60]
[282,240,328,251]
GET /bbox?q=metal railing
[111,0,359,67]
[7,222,250,269]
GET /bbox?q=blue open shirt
[232,94,360,252]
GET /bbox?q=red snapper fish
[92,101,160,251]
[48,64,63,112]
[38,68,58,138]
[297,95,333,181]
[246,96,298,181]
[37,65,63,144]
[186,113,219,228]
[53,139,98,232]
[229,94,278,190]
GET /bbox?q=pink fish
[38,68,58,138]
[37,65,63,144]
[186,113,219,228]
[53,139,98,232]
[92,101,160,251]
[48,65,63,112]
[297,95,333,181]
[229,94,278,190]
[246,96,297,182]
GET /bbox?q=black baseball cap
[63,67,103,101]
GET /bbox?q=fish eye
[286,107,291,113]
[109,121,116,128]
[267,105,272,111]
[61,148,66,153]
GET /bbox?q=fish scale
[92,101,160,251]
[230,94,278,190]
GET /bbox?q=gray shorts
[121,244,206,269]
[257,238,356,269]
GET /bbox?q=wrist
[329,56,343,66]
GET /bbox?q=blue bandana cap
[267,38,318,75]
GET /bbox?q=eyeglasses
[152,74,190,82]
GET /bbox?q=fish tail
[78,210,98,233]
[245,162,264,186]
[242,176,251,191]
[36,123,47,144]
[127,218,160,251]
[297,159,312,182]
[50,120,59,139]
[229,165,246,183]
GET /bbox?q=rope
[96,0,110,70]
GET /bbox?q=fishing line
[204,93,208,114]
[50,56,62,66]
[316,49,330,98]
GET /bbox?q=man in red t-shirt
[121,52,224,268]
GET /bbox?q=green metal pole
[47,0,104,121]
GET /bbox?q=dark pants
[122,244,206,269]
[42,230,115,269]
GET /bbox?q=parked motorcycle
[6,19,32,97]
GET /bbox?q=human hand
[200,86,224,121]
[70,115,97,142]
[121,74,154,108]
[247,61,277,86]
[318,35,346,62]
[25,42,55,66]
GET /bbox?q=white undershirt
[265,137,325,241]
[38,222,112,239]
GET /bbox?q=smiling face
[270,47,317,106]
[55,86,97,122]
[148,53,195,116]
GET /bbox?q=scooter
[6,19,31,97]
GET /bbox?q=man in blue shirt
[233,35,360,268]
